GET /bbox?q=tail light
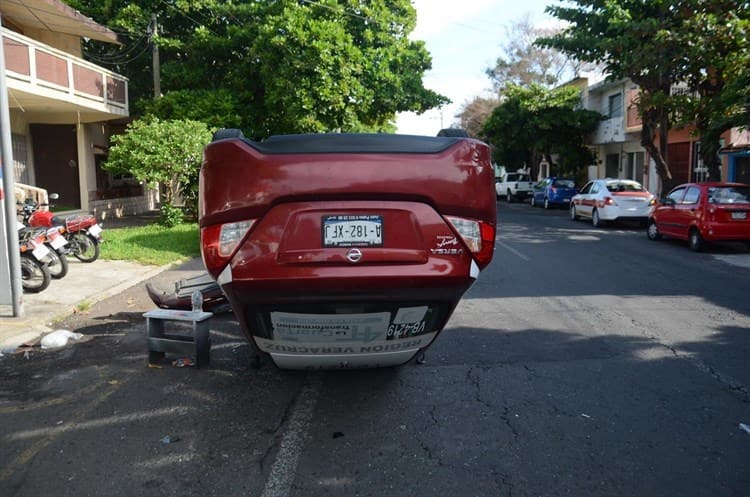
[603,197,614,206]
[201,220,256,275]
[648,198,656,206]
[445,216,496,269]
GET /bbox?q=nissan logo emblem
[346,248,363,263]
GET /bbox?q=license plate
[731,211,747,220]
[88,224,103,237]
[47,229,67,250]
[323,215,383,247]
[32,243,50,261]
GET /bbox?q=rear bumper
[219,270,474,369]
[703,222,750,241]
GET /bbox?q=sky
[395,0,555,136]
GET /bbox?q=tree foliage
[538,0,750,183]
[104,118,212,224]
[482,84,601,177]
[485,15,584,94]
[455,96,499,138]
[66,0,448,136]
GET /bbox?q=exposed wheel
[647,220,662,240]
[506,190,513,203]
[688,228,704,252]
[212,128,244,142]
[46,245,69,279]
[20,253,51,293]
[544,198,550,209]
[570,204,579,221]
[72,233,100,262]
[592,209,602,228]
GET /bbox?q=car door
[656,186,688,237]
[574,181,594,217]
[672,186,702,238]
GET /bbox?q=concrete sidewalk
[0,257,169,353]
[0,211,173,353]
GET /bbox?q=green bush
[159,203,184,228]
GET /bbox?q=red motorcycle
[20,194,102,263]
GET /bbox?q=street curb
[0,261,176,354]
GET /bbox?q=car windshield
[606,181,645,192]
[707,186,750,204]
[553,179,575,188]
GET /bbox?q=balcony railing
[2,28,128,114]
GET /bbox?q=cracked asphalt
[1,204,749,497]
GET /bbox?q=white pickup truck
[495,172,534,202]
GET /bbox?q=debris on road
[40,329,84,349]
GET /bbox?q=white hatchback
[570,178,655,227]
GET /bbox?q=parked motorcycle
[19,194,102,263]
[42,227,70,279]
[17,225,52,293]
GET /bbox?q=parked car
[495,172,534,202]
[530,177,578,209]
[570,178,655,227]
[647,182,750,251]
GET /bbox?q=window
[682,186,700,204]
[608,93,623,118]
[12,133,30,184]
[667,187,686,203]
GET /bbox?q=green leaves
[105,118,212,215]
[70,0,446,136]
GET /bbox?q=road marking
[496,240,531,261]
[260,376,321,497]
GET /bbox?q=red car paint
[199,131,497,370]
[648,182,750,251]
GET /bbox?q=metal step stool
[144,309,213,367]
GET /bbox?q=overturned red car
[199,130,497,369]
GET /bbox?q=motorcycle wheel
[46,244,69,279]
[72,232,100,263]
[20,253,51,293]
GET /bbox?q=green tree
[482,84,600,177]
[538,0,750,185]
[67,0,447,136]
[104,118,212,226]
[537,1,685,184]
[671,2,750,180]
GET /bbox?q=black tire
[570,204,579,221]
[647,220,662,240]
[20,253,51,293]
[46,245,69,279]
[436,128,468,137]
[212,128,244,142]
[592,209,602,228]
[688,228,704,252]
[72,232,100,263]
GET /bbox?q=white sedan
[570,178,655,227]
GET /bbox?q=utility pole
[0,14,24,316]
[150,14,161,99]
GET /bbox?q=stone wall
[89,189,158,221]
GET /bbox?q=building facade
[3,0,154,220]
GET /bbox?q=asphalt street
[1,202,749,497]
